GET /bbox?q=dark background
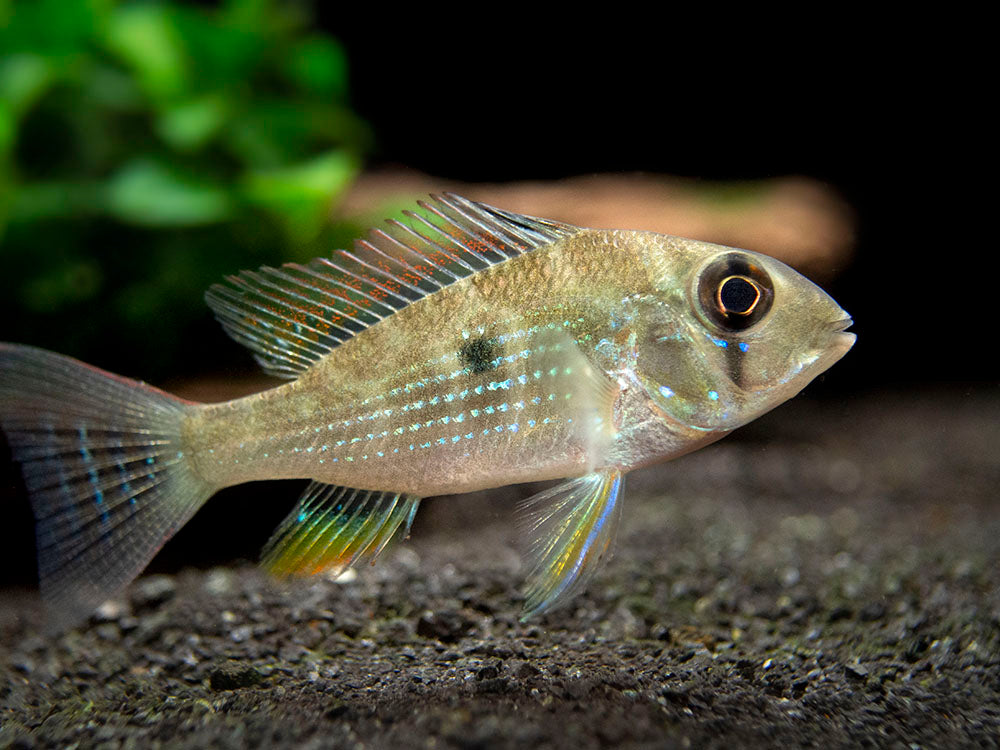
[329,24,984,392]
[2,13,990,589]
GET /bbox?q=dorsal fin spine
[235,271,367,341]
[250,269,371,336]
[272,264,386,329]
[205,193,582,379]
[359,230,443,290]
[414,204,508,263]
[292,261,385,329]
[212,285,337,355]
[334,250,421,305]
[284,264,393,321]
[376,223,455,285]
[434,196,533,255]
[283,262,393,321]
[430,199,524,258]
[392,216,483,274]
[399,213,491,271]
[393,214,476,278]
[355,231,443,288]
[342,246,431,299]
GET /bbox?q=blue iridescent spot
[739,342,749,352]
[708,390,719,401]
[712,337,728,349]
[659,386,675,399]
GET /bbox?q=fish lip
[831,317,854,333]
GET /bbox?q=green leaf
[0,0,110,56]
[0,54,55,118]
[242,149,358,242]
[106,159,233,226]
[0,101,13,159]
[284,36,348,97]
[104,4,188,102]
[156,94,230,151]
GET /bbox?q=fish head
[631,238,855,432]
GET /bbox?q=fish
[0,194,855,628]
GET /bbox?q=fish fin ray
[205,194,580,378]
[260,481,420,577]
[0,344,214,631]
[517,469,624,620]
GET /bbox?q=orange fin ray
[205,194,579,379]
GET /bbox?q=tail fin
[0,344,214,629]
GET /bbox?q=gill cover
[635,250,780,431]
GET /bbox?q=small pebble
[132,576,177,609]
[209,661,264,691]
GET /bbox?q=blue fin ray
[0,344,214,630]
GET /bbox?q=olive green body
[182,229,852,497]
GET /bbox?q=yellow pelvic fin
[517,468,624,620]
[261,481,420,578]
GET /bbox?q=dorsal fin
[205,194,579,378]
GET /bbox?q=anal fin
[517,469,624,620]
[261,481,420,578]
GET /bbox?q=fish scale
[0,193,854,629]
[187,323,611,495]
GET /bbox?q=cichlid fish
[0,194,854,627]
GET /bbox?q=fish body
[0,195,854,626]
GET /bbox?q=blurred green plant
[0,0,369,376]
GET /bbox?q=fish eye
[698,254,774,331]
[717,276,760,316]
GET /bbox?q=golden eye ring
[716,275,761,317]
[697,254,774,331]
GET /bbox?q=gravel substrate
[2,388,998,749]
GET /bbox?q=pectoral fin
[517,469,624,620]
[261,481,420,577]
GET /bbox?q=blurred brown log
[340,171,855,283]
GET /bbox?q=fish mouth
[830,318,856,354]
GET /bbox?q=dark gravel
[2,388,998,749]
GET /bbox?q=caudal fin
[0,344,214,629]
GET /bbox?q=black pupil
[719,277,758,314]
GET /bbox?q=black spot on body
[459,336,500,374]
